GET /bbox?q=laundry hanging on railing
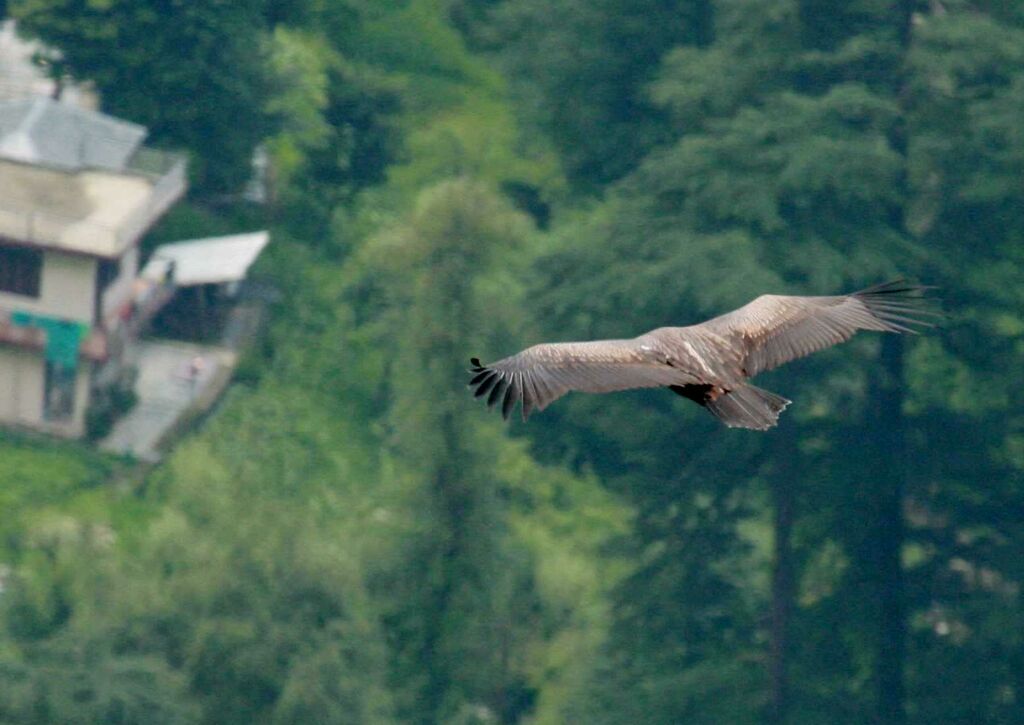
[10,311,90,369]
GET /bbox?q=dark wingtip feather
[501,377,518,420]
[856,278,914,294]
[853,279,944,332]
[486,377,508,408]
[472,371,499,398]
[467,365,526,423]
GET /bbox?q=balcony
[0,150,187,258]
[0,307,108,362]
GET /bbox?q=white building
[0,96,186,437]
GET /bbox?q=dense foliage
[1,1,1022,723]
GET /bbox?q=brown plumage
[468,280,939,430]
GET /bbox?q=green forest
[1,0,1023,722]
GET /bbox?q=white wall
[0,345,43,425]
[0,345,90,437]
[0,160,157,258]
[0,249,96,324]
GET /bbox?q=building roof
[0,97,186,258]
[0,96,146,171]
[141,232,271,286]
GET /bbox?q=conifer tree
[360,178,540,722]
[517,0,1024,721]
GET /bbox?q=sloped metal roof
[141,232,271,286]
[0,96,146,171]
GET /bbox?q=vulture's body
[468,281,938,430]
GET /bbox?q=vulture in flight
[468,280,938,430]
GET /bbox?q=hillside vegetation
[2,1,1023,723]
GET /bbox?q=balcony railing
[101,278,176,361]
[117,150,188,249]
[0,308,108,362]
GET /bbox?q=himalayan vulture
[468,280,938,430]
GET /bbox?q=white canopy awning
[141,231,270,286]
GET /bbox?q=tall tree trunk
[420,409,465,724]
[769,430,797,724]
[869,2,915,720]
[871,334,907,724]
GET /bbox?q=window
[43,361,76,422]
[0,243,43,297]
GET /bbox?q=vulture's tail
[705,384,791,431]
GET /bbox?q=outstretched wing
[698,280,940,377]
[468,340,699,421]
